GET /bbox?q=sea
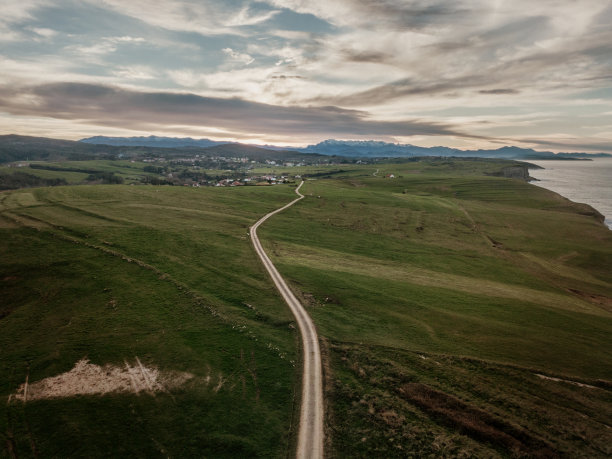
[525,158,612,229]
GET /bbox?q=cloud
[304,23,612,108]
[520,137,612,153]
[67,42,118,56]
[94,0,280,36]
[0,82,476,141]
[312,76,485,107]
[111,66,157,80]
[0,0,50,42]
[29,27,57,38]
[259,0,612,110]
[225,6,280,27]
[222,47,255,65]
[62,35,148,63]
[1,0,612,150]
[2,0,49,23]
[111,35,146,43]
[479,89,520,95]
[264,0,471,29]
[341,49,391,64]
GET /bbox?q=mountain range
[0,134,317,163]
[81,136,611,160]
[81,135,226,149]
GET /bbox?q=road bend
[250,182,324,459]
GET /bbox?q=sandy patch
[13,358,193,401]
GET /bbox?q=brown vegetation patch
[13,358,193,401]
[399,383,559,457]
[486,236,504,249]
[567,288,612,313]
[379,409,405,428]
[319,337,336,455]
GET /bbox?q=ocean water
[526,158,612,229]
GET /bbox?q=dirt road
[250,182,324,459]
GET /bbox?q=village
[136,152,369,187]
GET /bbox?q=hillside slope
[260,160,612,457]
[0,184,301,457]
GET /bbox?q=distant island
[81,136,612,160]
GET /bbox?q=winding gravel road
[250,182,324,459]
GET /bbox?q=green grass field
[1,158,611,457]
[259,160,612,457]
[0,160,162,185]
[0,184,301,457]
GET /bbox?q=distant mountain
[0,134,316,164]
[0,134,122,163]
[186,142,321,161]
[201,143,299,159]
[80,135,228,149]
[2,134,79,149]
[299,139,458,157]
[4,134,609,164]
[299,139,612,159]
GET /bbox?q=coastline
[524,159,612,230]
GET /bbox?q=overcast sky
[1,0,612,151]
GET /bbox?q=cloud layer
[0,0,611,150]
[0,82,469,143]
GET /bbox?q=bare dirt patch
[13,358,193,401]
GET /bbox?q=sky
[1,0,612,151]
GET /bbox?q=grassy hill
[0,160,158,188]
[259,160,612,457]
[1,158,611,457]
[0,184,301,457]
[0,135,119,163]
